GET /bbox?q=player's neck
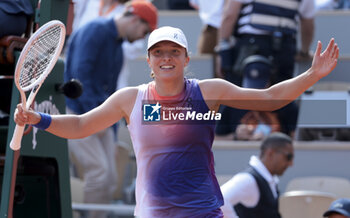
[153,78,185,97]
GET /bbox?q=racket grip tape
[10,125,25,150]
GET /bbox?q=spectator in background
[64,1,157,218]
[235,110,281,141]
[215,0,316,138]
[316,0,350,10]
[316,0,339,10]
[221,132,294,217]
[323,198,350,218]
[338,0,350,8]
[167,0,194,10]
[189,0,226,80]
[71,0,144,89]
[189,0,226,54]
[0,0,33,38]
[0,0,33,135]
[72,0,130,32]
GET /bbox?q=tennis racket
[9,20,66,151]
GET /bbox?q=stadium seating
[285,176,350,198]
[279,190,336,218]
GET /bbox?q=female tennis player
[14,26,338,217]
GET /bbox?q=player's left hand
[311,38,339,79]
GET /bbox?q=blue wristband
[32,112,52,130]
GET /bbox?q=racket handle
[10,125,25,150]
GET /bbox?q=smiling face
[147,41,189,81]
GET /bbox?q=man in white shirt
[220,132,294,218]
[189,0,226,54]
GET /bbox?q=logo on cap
[334,202,344,209]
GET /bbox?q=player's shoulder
[108,87,139,116]
[115,86,139,99]
[198,78,228,86]
[198,78,233,98]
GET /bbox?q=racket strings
[19,25,63,90]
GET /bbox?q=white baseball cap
[147,26,188,51]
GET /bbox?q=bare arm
[218,0,242,41]
[189,0,199,10]
[215,0,241,78]
[14,87,137,139]
[300,18,315,55]
[202,38,339,111]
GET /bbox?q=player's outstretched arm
[201,38,339,111]
[310,38,339,79]
[14,106,88,138]
[14,87,137,139]
[263,38,339,107]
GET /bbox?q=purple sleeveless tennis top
[128,79,223,217]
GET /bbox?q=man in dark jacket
[0,0,34,37]
[221,132,294,217]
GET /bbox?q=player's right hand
[14,104,41,126]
